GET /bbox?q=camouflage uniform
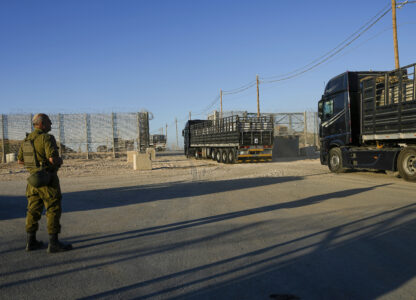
[18,128,62,234]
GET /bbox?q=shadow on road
[1,182,408,300]
[76,202,416,300]
[0,175,305,221]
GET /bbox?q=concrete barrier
[146,148,156,160]
[127,151,137,163]
[133,153,152,170]
[6,153,16,163]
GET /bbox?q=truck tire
[397,147,416,182]
[212,149,216,160]
[221,149,228,163]
[227,149,236,164]
[328,148,346,173]
[215,150,221,163]
[195,149,200,159]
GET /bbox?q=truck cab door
[320,93,347,140]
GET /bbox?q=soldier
[18,113,72,253]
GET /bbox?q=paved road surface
[1,161,415,299]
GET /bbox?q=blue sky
[0,0,415,144]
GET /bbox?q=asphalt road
[1,162,415,300]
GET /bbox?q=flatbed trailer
[183,115,274,163]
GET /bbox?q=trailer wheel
[195,149,200,159]
[397,147,416,182]
[212,149,216,160]
[215,150,221,163]
[328,148,346,173]
[227,149,236,164]
[221,150,228,163]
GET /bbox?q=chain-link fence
[0,112,150,163]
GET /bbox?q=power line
[261,2,391,81]
[193,94,221,116]
[398,1,416,7]
[261,5,392,83]
[223,81,257,95]
[327,22,416,65]
[190,2,410,119]
[222,80,257,95]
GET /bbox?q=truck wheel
[227,149,236,164]
[221,150,228,163]
[397,147,416,182]
[328,148,346,173]
[195,149,200,159]
[215,150,221,163]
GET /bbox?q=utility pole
[256,75,260,117]
[165,123,168,145]
[220,89,223,119]
[392,0,400,69]
[189,111,191,120]
[175,118,178,150]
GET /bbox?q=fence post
[30,113,34,132]
[85,113,89,159]
[111,112,116,158]
[1,114,5,163]
[137,112,140,152]
[288,114,293,135]
[58,114,62,157]
[303,111,307,146]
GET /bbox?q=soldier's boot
[25,232,44,251]
[47,234,73,253]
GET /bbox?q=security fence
[272,112,319,147]
[0,112,150,163]
[1,111,319,163]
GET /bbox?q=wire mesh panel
[116,113,139,152]
[89,114,114,154]
[1,114,32,159]
[61,114,87,156]
[0,112,150,162]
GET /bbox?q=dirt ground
[0,152,325,186]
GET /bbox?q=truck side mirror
[318,101,323,119]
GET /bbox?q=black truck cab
[318,72,355,164]
[318,63,416,181]
[318,70,387,164]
